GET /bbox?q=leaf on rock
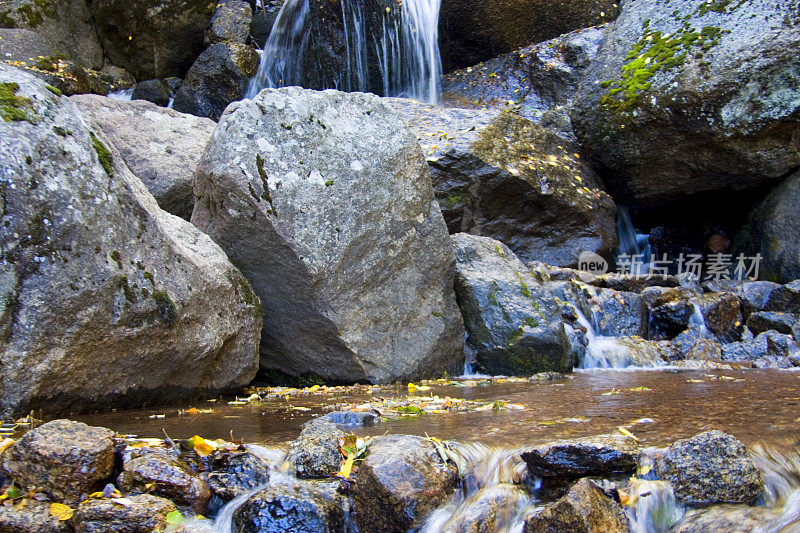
[49,503,74,521]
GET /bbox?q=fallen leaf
[0,438,14,454]
[618,427,639,441]
[165,510,184,525]
[189,435,215,457]
[49,503,74,521]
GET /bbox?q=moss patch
[152,290,177,327]
[89,132,114,179]
[0,82,35,123]
[44,84,61,96]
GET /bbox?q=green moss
[324,180,334,187]
[152,290,177,327]
[52,126,68,137]
[117,275,136,303]
[89,132,113,179]
[695,0,735,16]
[44,84,61,96]
[445,194,469,208]
[520,282,530,298]
[255,155,276,215]
[431,311,444,318]
[143,271,155,284]
[110,250,122,268]
[523,316,538,328]
[0,82,35,123]
[141,287,150,297]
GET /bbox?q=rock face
[207,0,253,45]
[521,434,639,478]
[0,420,115,504]
[747,311,799,336]
[117,453,211,513]
[571,0,800,207]
[351,435,459,533]
[173,43,259,121]
[73,493,177,533]
[524,478,629,533]
[453,233,573,376]
[742,170,800,283]
[71,94,215,220]
[93,0,217,80]
[654,430,764,505]
[765,280,800,314]
[0,28,52,63]
[0,64,261,417]
[438,0,620,71]
[389,100,617,268]
[192,87,464,384]
[442,25,608,123]
[233,482,345,533]
[286,421,345,479]
[721,331,800,368]
[0,0,104,69]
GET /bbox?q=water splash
[626,479,684,533]
[248,0,441,101]
[573,306,664,369]
[107,89,133,101]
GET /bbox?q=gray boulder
[286,421,345,479]
[73,493,177,533]
[192,87,464,384]
[351,434,459,532]
[689,292,742,342]
[765,280,800,314]
[521,434,639,478]
[721,330,800,368]
[0,64,261,417]
[1,420,115,504]
[117,453,211,513]
[571,0,800,206]
[233,481,346,533]
[746,311,799,336]
[207,0,253,45]
[390,99,617,268]
[206,450,272,502]
[453,233,573,376]
[0,28,52,63]
[71,94,216,220]
[524,478,629,533]
[131,79,171,107]
[0,500,71,532]
[570,285,648,337]
[173,43,259,121]
[734,280,781,317]
[654,430,764,505]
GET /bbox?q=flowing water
[247,0,442,101]
[617,206,653,275]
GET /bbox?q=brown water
[73,369,800,448]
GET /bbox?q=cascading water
[617,206,652,275]
[247,0,442,102]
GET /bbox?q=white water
[573,306,665,370]
[107,89,134,101]
[617,206,652,275]
[247,0,441,102]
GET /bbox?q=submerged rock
[72,94,216,220]
[442,483,528,533]
[654,430,764,505]
[521,434,639,478]
[1,420,115,504]
[117,452,211,513]
[0,500,72,532]
[453,233,573,376]
[73,493,177,533]
[233,481,345,533]
[571,0,800,206]
[286,421,345,479]
[673,504,780,533]
[524,478,629,533]
[192,87,464,384]
[207,451,272,502]
[172,43,259,121]
[0,64,262,416]
[351,434,459,532]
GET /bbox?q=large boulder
[71,94,215,220]
[0,420,115,504]
[721,330,800,368]
[0,28,52,63]
[390,100,617,268]
[741,170,800,283]
[286,420,345,479]
[73,493,177,533]
[92,0,217,80]
[117,453,211,513]
[453,233,573,376]
[654,430,765,505]
[571,0,800,207]
[206,0,253,45]
[524,478,629,533]
[0,64,261,416]
[438,0,620,72]
[0,0,103,69]
[192,87,464,384]
[233,481,346,533]
[351,434,459,532]
[521,434,639,478]
[172,42,259,121]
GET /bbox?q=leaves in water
[0,438,14,453]
[618,427,639,441]
[166,510,184,525]
[188,435,215,457]
[49,503,74,521]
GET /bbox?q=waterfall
[248,0,442,102]
[617,206,652,275]
[107,89,134,101]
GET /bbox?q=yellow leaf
[50,503,74,521]
[190,435,215,457]
[618,427,639,441]
[618,489,631,506]
[185,407,200,415]
[0,438,14,453]
[337,452,356,479]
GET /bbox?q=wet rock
[172,43,259,121]
[73,493,177,533]
[746,311,799,337]
[1,420,114,504]
[14,55,134,97]
[0,500,71,532]
[741,170,800,284]
[352,434,459,532]
[443,483,528,533]
[131,80,170,107]
[207,451,271,502]
[286,421,345,479]
[93,0,217,79]
[207,0,252,45]
[650,300,694,339]
[521,435,639,478]
[453,233,573,376]
[312,411,379,427]
[442,25,608,125]
[250,4,282,49]
[765,280,800,314]
[524,478,629,533]
[582,336,676,368]
[117,453,211,513]
[233,481,345,533]
[654,430,764,505]
[0,0,103,69]
[0,65,261,416]
[572,286,648,337]
[71,94,215,220]
[601,274,681,293]
[640,286,699,309]
[439,0,620,72]
[571,0,800,207]
[529,371,567,383]
[689,293,742,342]
[192,87,464,384]
[733,281,781,318]
[389,100,617,268]
[0,28,52,63]
[721,331,800,368]
[673,504,780,533]
[672,329,723,361]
